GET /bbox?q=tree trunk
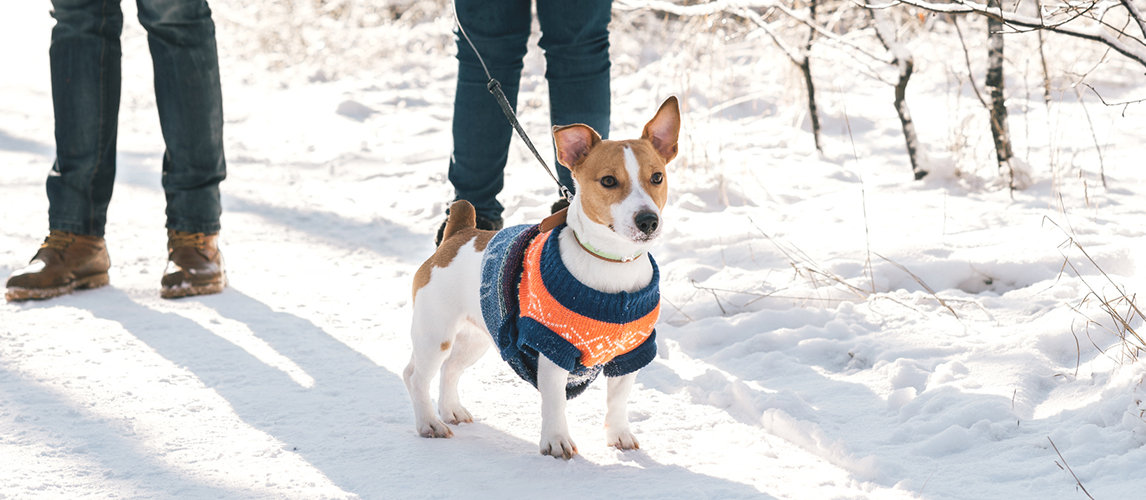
[868,4,927,179]
[801,0,822,152]
[894,57,927,180]
[986,0,1014,171]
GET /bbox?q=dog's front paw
[606,426,640,450]
[539,434,578,460]
[416,418,454,438]
[439,404,473,425]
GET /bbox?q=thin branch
[875,252,961,319]
[1081,82,1146,117]
[615,0,777,16]
[661,295,696,323]
[738,7,805,65]
[622,0,896,64]
[747,216,871,298]
[876,0,1146,67]
[1072,84,1107,188]
[839,103,876,294]
[954,18,991,109]
[1048,437,1097,500]
[1123,0,1146,39]
[692,279,728,315]
[767,3,895,64]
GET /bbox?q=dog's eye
[651,172,664,184]
[600,175,618,188]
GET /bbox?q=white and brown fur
[404,97,680,459]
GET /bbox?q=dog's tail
[442,200,477,242]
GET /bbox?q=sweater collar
[537,224,660,323]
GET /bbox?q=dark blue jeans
[449,0,612,221]
[47,0,226,237]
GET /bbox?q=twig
[1046,216,1146,362]
[747,217,871,298]
[750,4,893,64]
[1122,0,1146,39]
[869,0,1146,68]
[1072,84,1107,188]
[875,252,961,320]
[692,279,728,315]
[873,295,928,317]
[917,468,936,498]
[1047,437,1096,500]
[840,102,876,295]
[1081,82,1146,117]
[696,281,860,306]
[1069,320,1083,377]
[738,7,804,66]
[661,295,696,323]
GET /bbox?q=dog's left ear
[641,96,680,163]
[553,124,602,171]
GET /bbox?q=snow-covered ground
[3,1,1145,498]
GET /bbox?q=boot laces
[169,230,206,251]
[40,230,77,252]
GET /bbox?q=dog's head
[553,97,680,251]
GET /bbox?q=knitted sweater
[479,223,659,399]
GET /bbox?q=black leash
[453,2,574,203]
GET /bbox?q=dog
[404,96,680,459]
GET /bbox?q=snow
[3,1,1145,499]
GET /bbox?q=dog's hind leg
[404,305,459,438]
[437,318,491,425]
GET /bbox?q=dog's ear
[553,124,602,170]
[641,96,680,163]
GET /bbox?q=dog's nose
[634,211,659,235]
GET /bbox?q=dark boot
[5,231,111,302]
[161,230,226,299]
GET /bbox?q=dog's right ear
[553,124,601,171]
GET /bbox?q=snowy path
[4,1,1146,499]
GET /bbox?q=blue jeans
[449,0,612,221]
[47,0,226,237]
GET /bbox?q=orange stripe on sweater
[519,230,659,367]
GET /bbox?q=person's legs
[449,0,532,222]
[137,0,225,235]
[137,0,226,298]
[536,0,612,193]
[47,0,125,237]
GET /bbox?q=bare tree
[1034,0,1053,108]
[800,0,824,152]
[863,0,1146,188]
[620,0,1144,187]
[619,0,825,151]
[985,0,1014,177]
[867,3,928,179]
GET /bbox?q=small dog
[404,97,680,459]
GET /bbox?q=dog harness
[480,223,659,399]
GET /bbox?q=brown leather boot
[5,230,111,302]
[161,230,226,299]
